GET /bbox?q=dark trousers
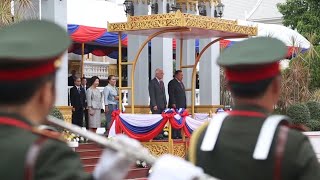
[151,108,164,114]
[84,109,89,129]
[172,129,181,139]
[72,108,84,127]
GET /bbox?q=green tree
[277,0,320,45]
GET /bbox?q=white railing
[83,61,110,79]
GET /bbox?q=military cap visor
[217,37,287,83]
[0,20,71,81]
[217,37,287,67]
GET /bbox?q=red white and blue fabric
[108,108,209,141]
[68,24,308,59]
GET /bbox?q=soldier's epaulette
[31,128,66,143]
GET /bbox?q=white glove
[148,154,205,180]
[93,134,142,180]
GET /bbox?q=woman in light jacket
[103,75,119,132]
[86,76,102,132]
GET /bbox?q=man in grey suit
[149,68,167,114]
[149,68,167,140]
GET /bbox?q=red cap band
[0,58,60,81]
[225,62,280,83]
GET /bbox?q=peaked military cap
[217,37,287,83]
[0,20,71,81]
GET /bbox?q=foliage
[287,103,310,124]
[277,0,320,45]
[307,43,320,91]
[306,120,320,131]
[310,89,320,102]
[305,101,320,120]
[272,107,285,115]
[277,56,311,111]
[50,107,65,120]
[49,107,65,132]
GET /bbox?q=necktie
[180,81,185,90]
[77,87,80,94]
[159,81,164,90]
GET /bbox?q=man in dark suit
[149,68,167,114]
[81,77,89,129]
[70,77,86,127]
[68,70,76,86]
[168,70,187,139]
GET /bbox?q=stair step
[78,149,102,158]
[81,156,100,164]
[83,164,95,173]
[125,168,150,179]
[84,164,149,179]
[76,143,102,151]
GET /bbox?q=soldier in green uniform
[0,20,137,180]
[189,37,320,180]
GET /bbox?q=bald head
[155,68,164,80]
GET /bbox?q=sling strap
[0,117,49,180]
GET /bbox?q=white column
[175,2,197,106]
[127,1,149,105]
[199,1,220,105]
[41,0,68,106]
[151,0,173,101]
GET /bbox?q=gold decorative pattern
[198,0,220,7]
[142,142,170,157]
[173,143,187,158]
[108,10,257,36]
[56,106,72,124]
[175,0,198,12]
[128,9,236,25]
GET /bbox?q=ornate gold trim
[108,10,257,36]
[198,0,220,6]
[56,106,72,124]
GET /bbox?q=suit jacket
[70,86,86,110]
[86,88,102,109]
[189,104,320,180]
[0,113,93,180]
[68,76,75,86]
[168,78,186,109]
[148,78,167,110]
[81,85,88,107]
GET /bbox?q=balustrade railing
[83,61,111,79]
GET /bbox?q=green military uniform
[188,37,320,180]
[0,20,93,180]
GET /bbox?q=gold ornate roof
[107,10,257,39]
